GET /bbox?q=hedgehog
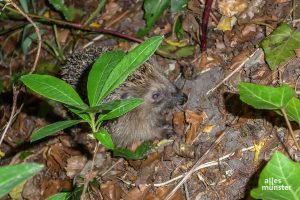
[61,46,187,147]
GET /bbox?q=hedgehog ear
[121,92,134,99]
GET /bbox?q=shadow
[240,159,268,200]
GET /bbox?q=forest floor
[0,0,300,199]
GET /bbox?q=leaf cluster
[21,36,163,159]
[238,82,300,124]
[251,151,300,199]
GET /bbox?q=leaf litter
[0,0,300,199]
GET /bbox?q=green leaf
[0,163,43,198]
[94,129,115,150]
[174,16,184,40]
[238,82,295,109]
[21,25,45,55]
[82,99,132,113]
[113,141,151,160]
[21,74,86,108]
[137,0,171,37]
[261,23,300,70]
[19,0,29,13]
[286,97,300,124]
[101,98,144,121]
[47,192,71,200]
[30,120,82,142]
[99,36,163,101]
[65,105,91,121]
[251,151,300,200]
[171,0,188,13]
[175,45,194,58]
[48,0,84,21]
[87,51,125,106]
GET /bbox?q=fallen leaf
[100,181,124,200]
[185,110,207,144]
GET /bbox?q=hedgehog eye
[152,92,161,101]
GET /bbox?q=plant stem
[280,108,300,150]
[200,0,214,53]
[0,3,143,43]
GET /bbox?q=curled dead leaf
[173,140,195,158]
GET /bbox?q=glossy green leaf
[99,36,163,101]
[0,163,43,198]
[48,0,84,21]
[113,141,151,160]
[83,99,132,113]
[137,0,170,37]
[286,97,300,124]
[171,0,188,13]
[65,105,91,121]
[87,51,125,106]
[31,120,82,142]
[47,192,71,200]
[21,74,86,108]
[238,82,295,109]
[251,151,300,199]
[94,129,115,149]
[101,98,144,121]
[261,23,300,70]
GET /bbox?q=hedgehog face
[142,79,187,114]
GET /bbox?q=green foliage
[137,0,188,37]
[171,0,188,13]
[174,16,184,40]
[285,97,300,124]
[87,51,125,107]
[137,0,171,37]
[48,0,84,21]
[238,82,300,124]
[20,36,162,159]
[261,23,300,70]
[238,83,295,109]
[47,192,71,200]
[31,120,82,142]
[100,98,144,121]
[113,141,151,160]
[99,36,163,102]
[251,151,300,200]
[20,74,87,108]
[94,129,115,150]
[0,163,43,198]
[21,24,45,55]
[175,45,194,58]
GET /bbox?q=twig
[280,108,300,150]
[206,49,259,95]
[81,142,100,200]
[163,131,226,200]
[5,1,41,73]
[0,86,18,146]
[0,2,143,43]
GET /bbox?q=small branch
[81,142,100,200]
[0,2,143,43]
[163,131,226,200]
[206,49,260,95]
[0,86,18,146]
[280,108,300,150]
[6,1,41,73]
